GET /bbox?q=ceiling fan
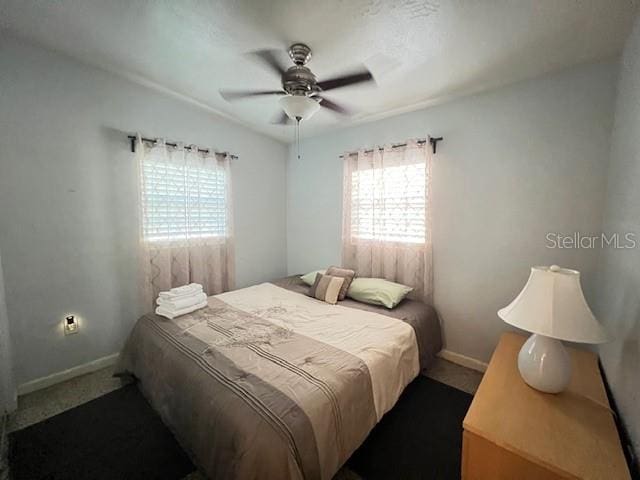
[220,43,375,125]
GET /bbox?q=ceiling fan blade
[317,96,352,116]
[220,89,284,101]
[316,69,374,91]
[248,49,288,77]
[271,111,292,125]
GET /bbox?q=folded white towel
[170,283,203,295]
[156,292,207,310]
[158,283,203,300]
[158,290,199,302]
[155,300,208,320]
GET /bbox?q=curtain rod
[127,135,238,160]
[339,136,443,158]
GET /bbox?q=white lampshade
[279,95,320,121]
[498,265,608,344]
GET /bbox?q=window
[140,148,229,242]
[342,140,432,301]
[349,157,427,244]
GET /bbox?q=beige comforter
[116,282,423,480]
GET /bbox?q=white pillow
[300,269,326,286]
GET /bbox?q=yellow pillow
[347,277,413,309]
[300,269,326,286]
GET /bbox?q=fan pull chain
[295,117,301,160]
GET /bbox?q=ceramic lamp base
[517,334,571,393]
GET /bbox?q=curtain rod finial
[429,136,443,154]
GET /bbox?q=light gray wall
[595,14,640,461]
[287,61,617,363]
[0,37,288,385]
[0,251,16,413]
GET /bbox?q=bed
[115,276,442,480]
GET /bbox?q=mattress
[115,278,442,480]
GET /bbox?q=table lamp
[498,265,608,393]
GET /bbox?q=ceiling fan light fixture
[279,95,320,121]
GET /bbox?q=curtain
[136,138,235,310]
[342,139,433,303]
[0,251,16,415]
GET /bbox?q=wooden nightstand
[462,332,630,480]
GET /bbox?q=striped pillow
[309,273,345,305]
[325,266,356,301]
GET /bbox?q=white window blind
[140,150,228,242]
[350,158,427,244]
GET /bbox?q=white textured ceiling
[1,0,637,142]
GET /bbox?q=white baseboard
[437,349,488,373]
[16,349,486,395]
[17,353,120,396]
